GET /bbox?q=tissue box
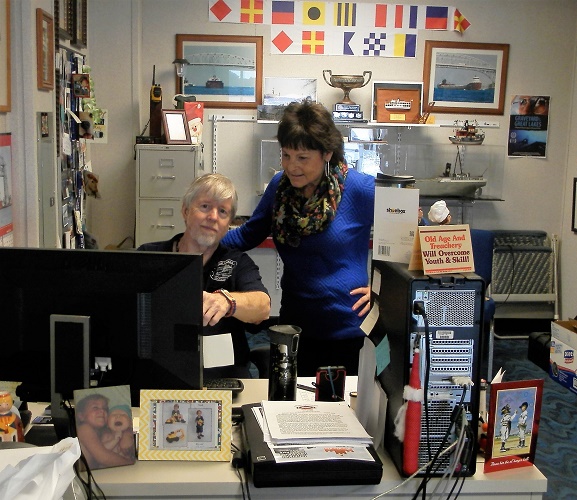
[549,320,577,394]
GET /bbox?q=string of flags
[208,1,470,58]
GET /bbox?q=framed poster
[139,389,232,461]
[0,0,10,112]
[423,41,509,115]
[36,9,55,90]
[176,34,263,109]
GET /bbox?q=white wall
[5,1,576,318]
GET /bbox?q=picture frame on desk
[423,40,509,115]
[484,379,543,473]
[139,389,232,461]
[161,109,192,145]
[175,34,263,109]
[0,0,11,111]
[36,9,55,91]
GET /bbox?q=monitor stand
[50,314,90,439]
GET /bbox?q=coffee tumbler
[268,325,301,401]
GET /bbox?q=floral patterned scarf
[272,162,348,247]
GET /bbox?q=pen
[297,383,316,393]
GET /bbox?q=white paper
[203,333,234,368]
[261,400,372,446]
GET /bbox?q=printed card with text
[409,224,474,275]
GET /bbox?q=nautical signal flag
[302,30,325,53]
[240,0,264,23]
[454,8,471,33]
[424,6,448,30]
[210,1,471,57]
[303,2,326,25]
[272,1,295,24]
[334,3,356,27]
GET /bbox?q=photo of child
[74,385,135,470]
[101,404,135,461]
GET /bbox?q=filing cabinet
[135,144,198,247]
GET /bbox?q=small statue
[0,391,25,442]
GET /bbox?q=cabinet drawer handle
[155,224,175,229]
[155,175,176,180]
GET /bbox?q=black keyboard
[203,378,244,394]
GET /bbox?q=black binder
[241,403,383,488]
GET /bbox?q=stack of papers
[261,400,373,446]
[252,400,375,464]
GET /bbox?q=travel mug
[268,325,301,401]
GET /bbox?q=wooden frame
[572,178,577,233]
[139,389,232,461]
[161,109,192,145]
[176,34,263,109]
[0,0,10,112]
[423,41,509,115]
[36,9,55,91]
[484,379,543,473]
[57,0,72,40]
[371,81,423,124]
[72,0,87,48]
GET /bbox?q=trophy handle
[323,70,334,87]
[360,71,372,88]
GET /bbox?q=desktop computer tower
[372,261,484,477]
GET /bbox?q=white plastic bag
[0,437,81,500]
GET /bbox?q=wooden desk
[71,379,545,499]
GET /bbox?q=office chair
[470,229,496,382]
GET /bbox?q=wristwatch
[214,289,237,317]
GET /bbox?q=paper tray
[241,403,383,488]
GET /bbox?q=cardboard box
[549,320,577,395]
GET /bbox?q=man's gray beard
[195,232,217,248]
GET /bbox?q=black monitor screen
[0,247,203,407]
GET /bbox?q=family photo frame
[139,389,232,461]
[423,41,509,115]
[175,34,263,109]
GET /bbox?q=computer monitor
[0,247,204,413]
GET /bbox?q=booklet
[261,400,373,446]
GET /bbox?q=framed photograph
[176,34,263,109]
[72,73,90,98]
[161,109,192,145]
[36,9,55,91]
[371,81,423,123]
[73,385,136,470]
[0,0,11,112]
[484,379,543,473]
[139,389,232,461]
[423,41,509,115]
[572,178,577,233]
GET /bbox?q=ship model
[384,98,413,110]
[449,120,485,145]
